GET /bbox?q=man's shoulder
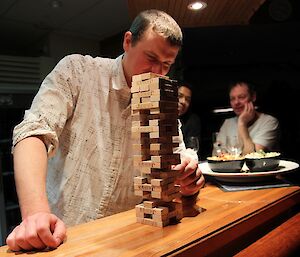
[62,54,115,65]
[259,113,279,123]
[189,112,201,120]
[56,54,121,77]
[224,116,237,123]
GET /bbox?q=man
[178,83,201,158]
[6,10,205,251]
[217,81,280,154]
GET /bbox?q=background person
[178,82,202,158]
[217,80,280,155]
[6,10,205,252]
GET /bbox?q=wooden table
[1,183,299,256]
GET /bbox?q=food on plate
[207,153,244,161]
[245,150,280,171]
[207,154,245,173]
[244,150,280,159]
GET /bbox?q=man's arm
[6,136,66,251]
[238,102,265,154]
[238,120,256,154]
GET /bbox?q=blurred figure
[178,82,202,157]
[217,81,280,155]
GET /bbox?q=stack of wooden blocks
[131,72,183,227]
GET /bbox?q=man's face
[122,28,180,84]
[229,83,255,116]
[178,86,192,116]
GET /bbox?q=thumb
[50,214,67,246]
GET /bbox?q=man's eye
[147,56,156,62]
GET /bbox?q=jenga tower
[131,72,183,227]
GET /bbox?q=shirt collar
[112,54,129,92]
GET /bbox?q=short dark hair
[178,81,194,92]
[129,9,182,47]
[228,80,256,97]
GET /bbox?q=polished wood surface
[234,212,300,257]
[1,183,299,256]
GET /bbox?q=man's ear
[123,31,132,52]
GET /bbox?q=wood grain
[0,184,299,256]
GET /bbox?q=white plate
[199,160,299,183]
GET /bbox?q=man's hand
[174,158,205,196]
[238,102,256,126]
[6,212,66,252]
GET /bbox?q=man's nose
[151,63,163,74]
[232,99,239,105]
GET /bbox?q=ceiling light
[188,1,207,11]
[50,0,62,8]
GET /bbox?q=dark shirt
[179,111,201,155]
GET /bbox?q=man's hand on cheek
[173,158,205,196]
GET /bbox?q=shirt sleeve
[12,55,81,157]
[217,119,229,147]
[174,119,198,161]
[252,116,280,151]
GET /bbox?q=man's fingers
[6,228,22,252]
[36,214,61,249]
[178,160,198,181]
[25,219,47,249]
[12,223,35,251]
[51,215,67,246]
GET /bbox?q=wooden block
[132,72,168,82]
[131,84,140,93]
[143,200,164,208]
[132,136,150,145]
[141,97,151,103]
[134,189,151,197]
[150,136,174,144]
[133,176,148,185]
[149,113,178,121]
[140,91,152,97]
[132,148,149,156]
[153,207,169,217]
[151,177,175,186]
[150,169,179,178]
[136,217,169,228]
[131,109,150,116]
[149,119,177,126]
[131,97,141,104]
[142,183,152,191]
[138,160,153,168]
[133,154,150,162]
[150,93,178,102]
[135,204,144,217]
[149,128,179,139]
[151,89,178,98]
[151,154,181,165]
[140,166,152,174]
[140,83,149,92]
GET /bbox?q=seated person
[217,81,280,155]
[178,82,201,156]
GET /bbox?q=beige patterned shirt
[13,54,196,226]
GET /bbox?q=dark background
[180,2,300,165]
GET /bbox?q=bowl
[245,152,281,172]
[207,156,245,173]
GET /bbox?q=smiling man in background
[217,80,280,154]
